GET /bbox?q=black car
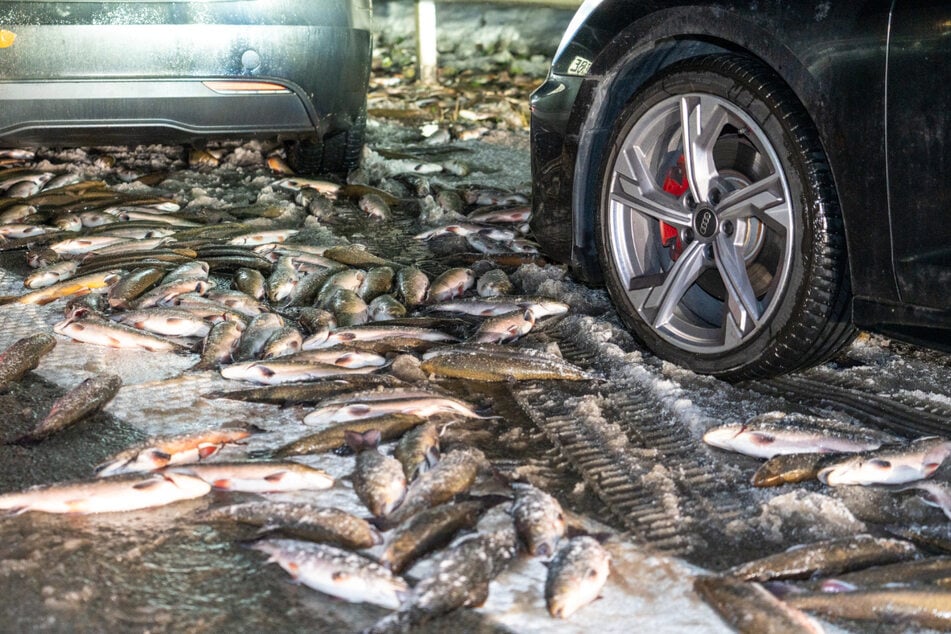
[0,0,372,174]
[530,1,951,380]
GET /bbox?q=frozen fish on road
[694,575,823,634]
[468,309,535,344]
[380,500,485,573]
[193,320,244,370]
[303,391,487,426]
[0,332,56,389]
[0,471,211,514]
[703,412,892,459]
[426,267,474,302]
[818,436,951,486]
[251,538,409,609]
[393,421,439,481]
[23,260,79,289]
[751,453,845,487]
[546,536,611,619]
[785,588,951,631]
[302,323,457,350]
[420,343,592,382]
[168,461,333,493]
[346,430,407,518]
[111,308,213,338]
[427,295,569,318]
[726,534,920,582]
[220,359,379,385]
[95,426,255,476]
[54,316,187,352]
[814,556,951,592]
[14,270,121,305]
[13,372,122,443]
[512,482,566,558]
[203,501,382,550]
[274,413,425,458]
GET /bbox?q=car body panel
[530,0,951,347]
[0,0,372,146]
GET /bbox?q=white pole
[415,0,438,85]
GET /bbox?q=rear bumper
[0,79,319,146]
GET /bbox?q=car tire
[595,54,856,381]
[287,108,366,176]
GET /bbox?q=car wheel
[287,107,366,176]
[595,54,855,380]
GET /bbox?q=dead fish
[49,236,132,255]
[467,204,532,224]
[359,194,390,221]
[346,430,407,518]
[53,317,185,352]
[0,471,211,514]
[227,229,299,247]
[358,266,395,304]
[0,332,56,389]
[463,188,529,206]
[297,308,337,337]
[15,271,121,305]
[303,324,457,350]
[317,269,367,306]
[274,177,342,197]
[189,148,220,168]
[476,269,514,297]
[323,244,390,268]
[220,359,378,385]
[266,155,295,175]
[275,413,426,458]
[468,308,535,344]
[107,267,167,309]
[818,437,951,486]
[193,320,244,370]
[204,501,381,550]
[546,537,612,619]
[250,539,409,609]
[233,313,285,361]
[328,288,369,327]
[95,427,254,476]
[419,344,592,382]
[694,575,823,634]
[303,392,487,426]
[703,413,891,459]
[111,308,212,338]
[396,266,429,307]
[368,294,407,321]
[896,480,951,520]
[428,295,569,318]
[234,267,266,300]
[814,556,951,592]
[204,289,265,316]
[512,482,566,558]
[267,256,299,303]
[0,223,54,239]
[726,534,920,582]
[382,447,486,528]
[13,373,122,443]
[415,223,516,242]
[261,326,303,359]
[394,422,440,482]
[203,374,403,407]
[162,261,210,284]
[381,500,485,573]
[785,588,951,630]
[134,279,212,309]
[366,519,519,632]
[752,452,844,487]
[169,461,333,493]
[427,267,475,302]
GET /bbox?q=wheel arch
[563,7,842,285]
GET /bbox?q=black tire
[287,108,366,176]
[594,54,855,381]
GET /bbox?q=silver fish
[53,317,184,352]
[234,267,266,300]
[302,324,457,350]
[347,430,407,517]
[227,229,299,246]
[546,537,611,619]
[359,193,390,220]
[267,255,299,303]
[468,308,535,344]
[427,268,475,302]
[359,266,395,304]
[428,295,569,318]
[0,333,56,389]
[204,501,382,550]
[95,427,254,476]
[168,461,333,492]
[261,326,303,359]
[251,539,409,609]
[467,204,532,224]
[111,308,212,338]
[233,313,285,361]
[194,320,244,370]
[476,269,514,297]
[204,289,265,316]
[134,279,212,309]
[303,393,486,426]
[163,261,210,284]
[15,372,122,443]
[704,413,891,460]
[512,482,566,558]
[380,500,484,573]
[393,422,440,482]
[819,437,951,486]
[368,294,407,321]
[396,266,429,308]
[23,260,79,289]
[0,471,210,514]
[49,236,131,255]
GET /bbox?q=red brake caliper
[660,155,688,260]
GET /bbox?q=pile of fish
[0,146,612,626]
[695,533,951,632]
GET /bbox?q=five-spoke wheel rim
[605,93,794,354]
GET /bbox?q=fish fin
[132,479,162,490]
[925,462,942,477]
[331,571,350,582]
[820,579,858,593]
[286,562,300,579]
[337,333,356,342]
[335,352,357,367]
[257,365,276,378]
[749,432,776,446]
[869,459,892,469]
[197,444,220,460]
[212,479,232,489]
[147,449,173,466]
[263,472,287,483]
